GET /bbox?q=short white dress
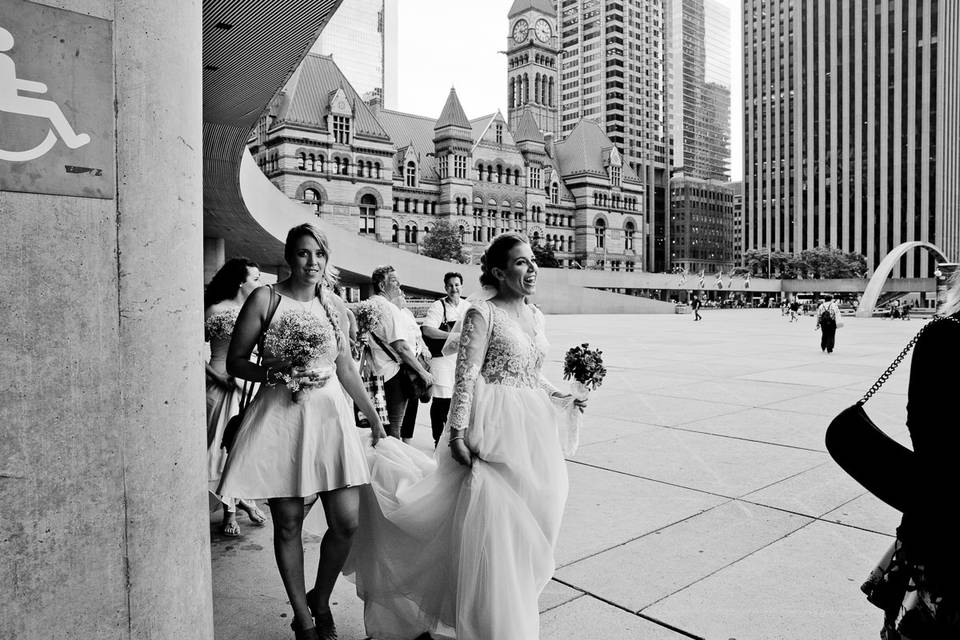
[217,294,370,499]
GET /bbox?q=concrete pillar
[0,0,211,638]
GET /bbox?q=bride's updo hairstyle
[479,233,529,290]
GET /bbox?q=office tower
[554,0,669,272]
[666,0,733,272]
[743,0,960,277]
[731,180,743,265]
[312,0,398,106]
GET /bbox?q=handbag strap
[368,329,400,364]
[859,315,960,405]
[239,285,281,411]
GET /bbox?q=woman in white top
[421,271,470,446]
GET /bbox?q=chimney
[543,132,555,158]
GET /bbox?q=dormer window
[333,115,351,144]
[496,124,504,144]
[611,164,621,187]
[550,183,559,204]
[406,161,418,187]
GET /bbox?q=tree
[421,219,469,263]
[532,242,560,268]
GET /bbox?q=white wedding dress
[342,301,569,640]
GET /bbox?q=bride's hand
[450,438,473,467]
[369,419,387,446]
[292,366,332,390]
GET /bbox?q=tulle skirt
[218,382,370,499]
[339,379,568,640]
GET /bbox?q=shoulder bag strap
[369,329,399,364]
[239,286,281,411]
[859,315,960,406]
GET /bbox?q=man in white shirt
[421,272,470,446]
[367,265,434,441]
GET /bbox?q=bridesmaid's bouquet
[204,308,239,342]
[558,343,606,456]
[263,310,333,401]
[351,299,384,360]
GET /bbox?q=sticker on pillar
[0,0,114,199]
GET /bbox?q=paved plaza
[212,308,923,639]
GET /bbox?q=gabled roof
[275,54,390,140]
[509,0,556,18]
[377,109,439,180]
[470,113,497,143]
[553,119,640,182]
[512,109,544,145]
[434,87,472,131]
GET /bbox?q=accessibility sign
[0,0,114,199]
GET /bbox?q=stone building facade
[248,53,645,271]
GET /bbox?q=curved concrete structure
[202,1,674,313]
[856,241,951,317]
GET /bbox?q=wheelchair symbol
[0,25,91,162]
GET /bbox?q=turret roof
[512,109,544,144]
[434,87,472,131]
[509,0,556,18]
[553,119,640,181]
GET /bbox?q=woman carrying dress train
[218,223,387,640]
[346,233,585,640]
[204,257,267,536]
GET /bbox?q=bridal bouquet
[204,308,239,342]
[558,343,606,456]
[263,310,333,401]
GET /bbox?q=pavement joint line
[734,460,832,498]
[731,493,896,537]
[539,587,587,614]
[588,403,752,429]
[556,498,737,570]
[549,578,706,640]
[567,459,739,501]
[636,422,830,454]
[639,516,820,613]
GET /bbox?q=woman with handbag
[366,265,434,443]
[203,257,267,536]
[421,271,470,446]
[842,271,960,638]
[217,224,387,640]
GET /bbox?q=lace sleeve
[446,305,491,433]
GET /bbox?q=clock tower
[506,0,558,140]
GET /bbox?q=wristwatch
[265,366,285,386]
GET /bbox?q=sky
[394,0,744,181]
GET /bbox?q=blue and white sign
[0,0,114,199]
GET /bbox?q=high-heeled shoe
[290,622,321,640]
[305,589,337,640]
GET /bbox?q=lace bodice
[447,302,559,432]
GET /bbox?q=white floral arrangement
[263,310,333,398]
[204,308,239,342]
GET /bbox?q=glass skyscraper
[312,0,398,106]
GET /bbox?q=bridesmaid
[204,257,266,536]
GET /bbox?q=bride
[340,233,585,640]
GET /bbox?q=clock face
[535,18,552,42]
[512,19,529,43]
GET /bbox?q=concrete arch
[856,241,950,317]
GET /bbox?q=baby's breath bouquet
[557,343,606,456]
[351,299,384,361]
[263,310,333,401]
[204,308,239,342]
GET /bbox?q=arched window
[391,221,399,243]
[548,77,555,107]
[550,183,559,204]
[405,161,417,187]
[595,219,606,249]
[514,169,520,185]
[523,73,529,103]
[334,157,341,174]
[496,165,503,183]
[532,230,540,245]
[375,162,381,179]
[303,188,321,213]
[317,156,325,173]
[534,72,540,104]
[624,220,635,251]
[341,159,350,176]
[356,161,364,178]
[411,224,418,244]
[367,160,373,177]
[404,224,411,243]
[298,153,306,170]
[459,225,466,242]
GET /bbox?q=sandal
[221,520,240,537]
[290,622,320,640]
[305,589,337,640]
[237,499,267,525]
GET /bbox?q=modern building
[549,0,670,272]
[665,0,733,271]
[248,54,645,273]
[731,180,743,265]
[311,0,398,106]
[743,0,960,277]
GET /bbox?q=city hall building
[248,52,645,272]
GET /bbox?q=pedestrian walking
[815,294,840,353]
[691,295,703,321]
[789,298,800,323]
